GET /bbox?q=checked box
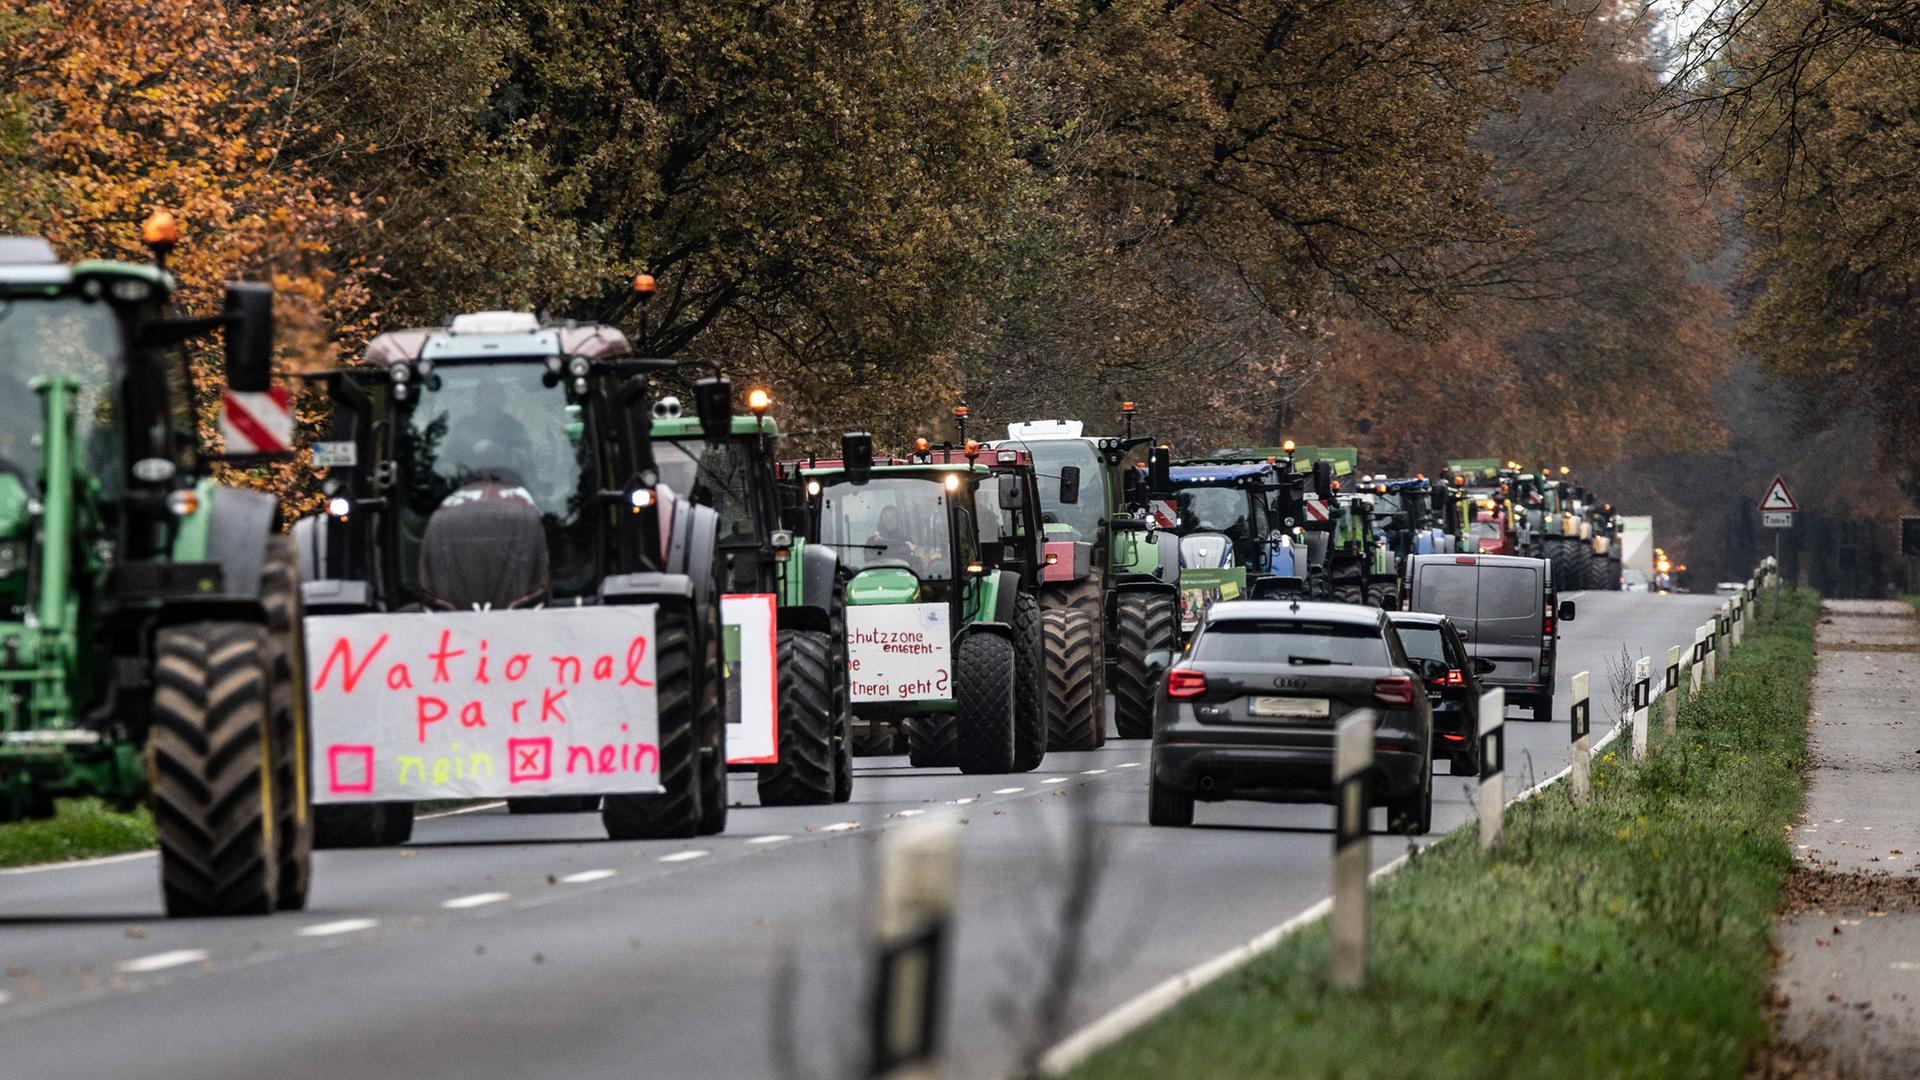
[508,737,553,784]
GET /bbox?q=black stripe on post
[868,922,947,1077]
[1665,663,1680,692]
[1633,678,1649,712]
[1479,725,1503,781]
[1570,697,1589,742]
[1335,773,1369,852]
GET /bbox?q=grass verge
[0,799,155,869]
[1068,587,1820,1080]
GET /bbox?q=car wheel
[1148,770,1194,827]
[1533,690,1555,723]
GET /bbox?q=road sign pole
[1332,711,1374,992]
[1569,672,1591,807]
[867,820,958,1080]
[1479,688,1505,854]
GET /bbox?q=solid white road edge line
[117,949,209,974]
[1040,713,1632,1075]
[297,918,378,937]
[0,849,155,876]
[417,800,507,820]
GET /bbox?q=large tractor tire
[953,632,1019,774]
[1043,576,1107,746]
[1043,607,1102,751]
[1112,591,1175,740]
[832,710,854,802]
[906,716,955,768]
[1011,593,1048,773]
[148,621,280,917]
[1365,581,1397,610]
[757,630,837,806]
[1564,544,1592,592]
[1040,576,1100,615]
[604,605,703,840]
[1583,551,1611,592]
[697,600,729,837]
[260,537,311,911]
[1332,580,1365,605]
[1605,554,1624,592]
[853,723,900,757]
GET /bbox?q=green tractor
[993,410,1179,740]
[293,309,730,843]
[0,225,311,916]
[647,381,853,806]
[778,435,1047,773]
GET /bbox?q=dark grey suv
[1148,600,1433,833]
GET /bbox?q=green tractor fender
[775,541,838,634]
[962,568,1021,630]
[146,482,280,631]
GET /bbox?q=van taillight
[1373,676,1416,707]
[1542,602,1555,637]
[1167,668,1208,699]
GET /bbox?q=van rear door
[1474,562,1543,684]
[1411,559,1480,639]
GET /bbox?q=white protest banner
[847,603,951,703]
[723,593,778,765]
[305,606,660,802]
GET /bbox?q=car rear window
[1416,563,1477,619]
[1394,624,1449,664]
[1194,620,1392,667]
[1480,565,1542,620]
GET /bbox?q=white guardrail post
[1704,617,1719,685]
[1331,710,1374,992]
[1630,656,1651,762]
[1479,688,1505,854]
[867,819,958,1080]
[1690,624,1707,695]
[1569,671,1591,806]
[1663,645,1681,735]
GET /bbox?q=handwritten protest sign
[847,603,951,703]
[305,607,660,802]
[723,594,777,765]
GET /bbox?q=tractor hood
[845,566,921,606]
[1178,533,1235,570]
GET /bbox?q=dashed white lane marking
[1082,769,1108,775]
[0,850,156,875]
[894,810,925,818]
[0,990,10,1006]
[558,869,616,884]
[1039,777,1068,784]
[657,850,710,863]
[443,892,510,910]
[417,801,507,820]
[820,822,860,833]
[993,787,1025,794]
[950,797,976,805]
[1117,762,1142,769]
[747,835,791,845]
[117,949,208,973]
[297,918,377,938]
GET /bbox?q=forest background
[3,0,1911,591]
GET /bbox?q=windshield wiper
[1286,655,1349,666]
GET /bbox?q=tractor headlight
[568,357,591,379]
[629,488,656,510]
[165,490,199,517]
[327,497,351,519]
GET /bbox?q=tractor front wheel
[1043,608,1102,751]
[757,630,837,806]
[1011,592,1048,772]
[953,633,1018,774]
[1112,591,1175,739]
[259,536,311,910]
[149,621,280,917]
[604,605,702,840]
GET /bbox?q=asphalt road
[0,590,1722,1080]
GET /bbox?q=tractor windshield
[1173,486,1254,539]
[1007,438,1105,543]
[0,295,125,496]
[819,475,960,580]
[654,437,763,548]
[402,362,585,520]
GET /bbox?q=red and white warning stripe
[1150,499,1179,529]
[219,387,292,455]
[1303,497,1331,523]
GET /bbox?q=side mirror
[1142,648,1175,674]
[1472,657,1497,676]
[841,431,873,485]
[1059,465,1081,505]
[1557,600,1576,622]
[997,478,1021,511]
[1147,446,1172,497]
[1312,460,1334,501]
[222,282,274,392]
[693,376,732,445]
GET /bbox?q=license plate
[1248,696,1329,718]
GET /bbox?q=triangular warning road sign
[1758,475,1797,512]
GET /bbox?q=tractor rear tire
[1333,581,1365,605]
[953,632,1018,774]
[757,630,837,806]
[1040,577,1100,616]
[906,716,955,768]
[1565,545,1592,592]
[853,723,900,757]
[1583,552,1610,591]
[1043,577,1106,746]
[1043,608,1102,751]
[1605,554,1623,592]
[149,621,279,917]
[604,605,702,840]
[1011,593,1048,772]
[1365,581,1397,610]
[697,599,729,837]
[260,537,311,911]
[1112,591,1175,740]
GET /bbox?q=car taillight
[1445,668,1464,687]
[1542,602,1555,637]
[1167,668,1208,699]
[1373,675,1415,706]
